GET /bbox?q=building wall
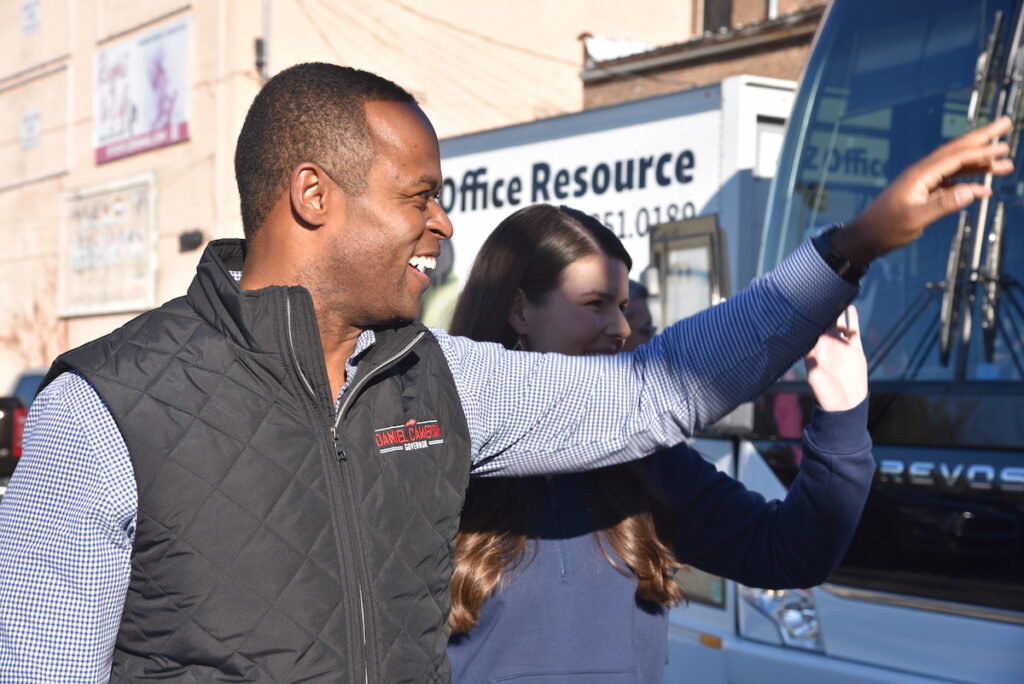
[0,0,693,390]
[584,40,810,108]
[1,1,259,389]
[779,0,818,14]
[733,0,767,26]
[268,1,691,138]
[582,2,823,109]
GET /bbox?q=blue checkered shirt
[0,241,854,682]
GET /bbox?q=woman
[446,204,873,683]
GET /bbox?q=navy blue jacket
[448,400,874,683]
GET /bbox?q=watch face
[813,229,865,284]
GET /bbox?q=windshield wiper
[939,10,1004,365]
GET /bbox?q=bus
[662,1,1024,682]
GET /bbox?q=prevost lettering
[878,459,1024,492]
[441,149,696,214]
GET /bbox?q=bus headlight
[739,586,824,652]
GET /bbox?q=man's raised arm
[443,117,1013,477]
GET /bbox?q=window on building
[704,0,733,33]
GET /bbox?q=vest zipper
[286,293,368,681]
[328,331,426,461]
[286,289,429,681]
[334,331,426,437]
[329,329,426,683]
[285,297,318,401]
[359,587,369,684]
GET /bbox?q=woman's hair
[448,204,684,634]
[448,204,632,349]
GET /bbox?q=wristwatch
[811,225,868,284]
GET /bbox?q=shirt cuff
[770,238,860,328]
[803,396,871,455]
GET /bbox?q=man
[0,63,1011,683]
[624,279,656,351]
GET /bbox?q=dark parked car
[0,395,26,479]
[1,370,45,492]
[10,369,46,410]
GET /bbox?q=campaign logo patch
[374,418,445,454]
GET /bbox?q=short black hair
[234,62,416,239]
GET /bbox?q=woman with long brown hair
[446,204,874,683]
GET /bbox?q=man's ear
[289,163,338,228]
[507,289,529,336]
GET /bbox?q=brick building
[581,1,826,108]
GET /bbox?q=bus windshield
[761,0,1024,384]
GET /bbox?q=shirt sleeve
[0,372,136,683]
[656,398,875,589]
[435,239,859,476]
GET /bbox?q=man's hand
[804,306,867,412]
[834,116,1015,266]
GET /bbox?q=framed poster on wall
[59,174,157,317]
[93,16,190,163]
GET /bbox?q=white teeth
[409,256,437,274]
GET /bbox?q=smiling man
[0,63,1012,683]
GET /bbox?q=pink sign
[95,122,189,164]
[94,17,190,164]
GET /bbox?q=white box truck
[436,74,795,323]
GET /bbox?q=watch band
[812,225,868,284]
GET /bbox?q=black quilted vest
[45,240,471,683]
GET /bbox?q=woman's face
[512,253,631,356]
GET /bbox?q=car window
[12,373,46,409]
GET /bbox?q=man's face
[324,101,453,326]
[622,298,655,352]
